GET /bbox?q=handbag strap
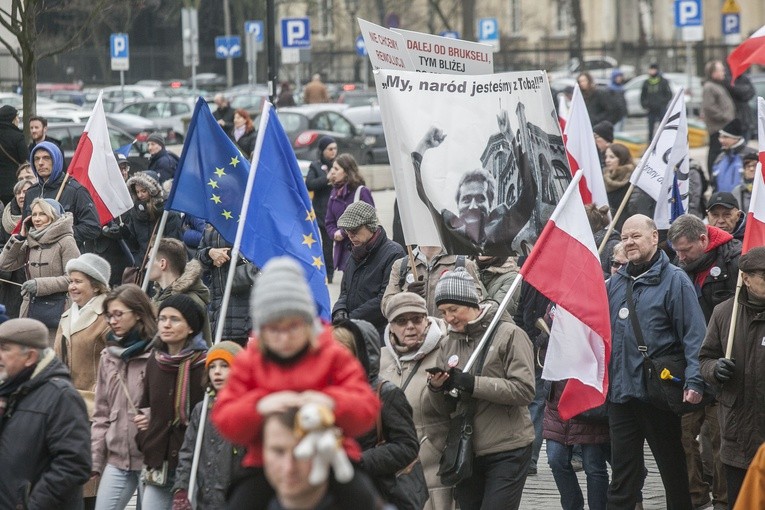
[138,221,160,272]
[400,358,424,392]
[625,279,649,359]
[353,185,365,203]
[0,143,21,167]
[115,366,139,415]
[374,381,386,446]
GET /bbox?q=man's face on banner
[457,180,491,225]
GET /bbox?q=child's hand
[299,390,334,409]
[257,391,302,415]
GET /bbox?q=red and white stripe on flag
[67,92,133,225]
[728,25,765,83]
[563,85,609,208]
[519,171,611,419]
[743,97,765,253]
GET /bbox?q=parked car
[548,56,636,82]
[46,122,149,172]
[229,89,270,114]
[342,105,388,164]
[623,72,703,117]
[101,85,165,101]
[117,97,195,137]
[266,104,374,163]
[337,89,378,107]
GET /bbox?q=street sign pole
[120,70,125,100]
[267,0,277,104]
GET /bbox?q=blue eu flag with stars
[167,99,331,320]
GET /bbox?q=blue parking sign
[215,36,242,59]
[674,0,702,27]
[281,18,311,49]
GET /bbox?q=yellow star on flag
[215,167,226,178]
[221,210,233,220]
[207,179,219,189]
[210,194,222,204]
[230,155,240,167]
[302,233,317,248]
[312,256,324,270]
[305,209,316,222]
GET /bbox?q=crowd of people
[0,60,764,510]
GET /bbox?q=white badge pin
[406,273,415,284]
[447,355,459,368]
[619,307,629,319]
[710,266,721,278]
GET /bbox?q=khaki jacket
[380,317,454,510]
[428,301,536,457]
[54,293,110,417]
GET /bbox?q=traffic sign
[215,36,242,59]
[721,0,741,44]
[110,33,129,71]
[355,35,367,57]
[674,0,703,42]
[477,18,499,52]
[281,17,311,49]
[722,0,741,14]
[440,31,460,39]
[245,20,264,43]
[182,8,199,68]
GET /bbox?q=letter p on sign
[674,0,702,27]
[281,18,311,49]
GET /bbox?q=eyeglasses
[344,226,363,236]
[611,260,626,269]
[106,309,133,321]
[392,315,426,327]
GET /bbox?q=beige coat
[0,213,79,318]
[427,301,536,457]
[54,293,110,417]
[380,317,455,510]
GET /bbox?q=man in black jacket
[0,105,27,206]
[0,318,91,510]
[332,201,405,337]
[640,63,673,140]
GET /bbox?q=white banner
[358,18,415,71]
[392,27,494,75]
[375,69,571,256]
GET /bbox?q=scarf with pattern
[154,334,207,426]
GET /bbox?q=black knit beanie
[158,294,205,337]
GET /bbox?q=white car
[623,72,703,117]
[548,56,636,83]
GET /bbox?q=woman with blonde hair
[0,178,35,317]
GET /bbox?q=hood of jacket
[30,141,65,186]
[337,318,380,382]
[126,171,164,207]
[383,316,447,370]
[481,257,519,276]
[705,224,734,253]
[157,259,211,306]
[27,212,75,246]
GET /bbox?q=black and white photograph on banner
[375,69,571,256]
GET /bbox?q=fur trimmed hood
[126,171,164,206]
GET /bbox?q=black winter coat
[305,159,333,228]
[148,149,179,183]
[0,121,27,204]
[196,227,252,341]
[333,228,406,336]
[122,201,183,264]
[681,238,741,324]
[0,354,91,510]
[231,128,257,159]
[542,380,609,446]
[83,216,134,287]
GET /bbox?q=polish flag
[742,97,765,253]
[563,85,609,208]
[520,171,611,419]
[728,25,765,83]
[67,92,133,225]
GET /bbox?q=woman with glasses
[379,292,453,510]
[90,284,158,510]
[324,153,374,272]
[134,294,208,508]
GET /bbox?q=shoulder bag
[625,279,711,415]
[27,292,67,329]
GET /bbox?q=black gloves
[406,276,426,297]
[714,358,735,383]
[332,309,349,324]
[448,368,475,394]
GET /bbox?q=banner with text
[392,27,494,74]
[358,18,416,71]
[375,69,571,256]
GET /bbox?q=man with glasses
[700,246,765,508]
[25,142,100,249]
[331,201,405,338]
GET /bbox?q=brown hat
[0,318,49,349]
[739,247,765,274]
[384,292,427,322]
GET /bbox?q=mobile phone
[425,367,446,375]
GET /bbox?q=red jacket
[212,325,380,467]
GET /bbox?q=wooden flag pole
[725,271,744,359]
[598,183,636,254]
[53,172,71,202]
[406,245,419,281]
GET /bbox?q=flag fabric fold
[728,25,765,83]
[166,99,331,320]
[742,97,765,253]
[67,92,133,225]
[563,85,609,208]
[519,171,611,420]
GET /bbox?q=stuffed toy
[293,402,354,485]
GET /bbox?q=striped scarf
[155,335,207,426]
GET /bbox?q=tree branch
[37,1,112,60]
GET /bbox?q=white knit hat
[250,257,316,331]
[66,253,111,286]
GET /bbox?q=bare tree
[0,0,112,137]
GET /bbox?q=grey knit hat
[147,132,166,148]
[337,201,378,231]
[434,268,480,309]
[250,256,316,331]
[66,253,112,287]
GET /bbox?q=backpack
[397,254,465,288]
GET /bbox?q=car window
[276,113,305,136]
[48,127,75,151]
[108,128,133,148]
[312,113,332,131]
[171,103,191,115]
[326,112,353,135]
[144,103,167,118]
[122,103,144,115]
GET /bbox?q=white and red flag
[563,85,609,208]
[728,25,765,83]
[67,92,133,225]
[742,97,765,253]
[520,171,611,419]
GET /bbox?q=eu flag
[167,99,331,320]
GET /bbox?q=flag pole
[724,271,743,359]
[597,89,685,254]
[188,102,272,507]
[54,173,71,202]
[406,246,419,280]
[140,211,169,292]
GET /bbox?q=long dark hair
[334,153,365,189]
[102,284,158,340]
